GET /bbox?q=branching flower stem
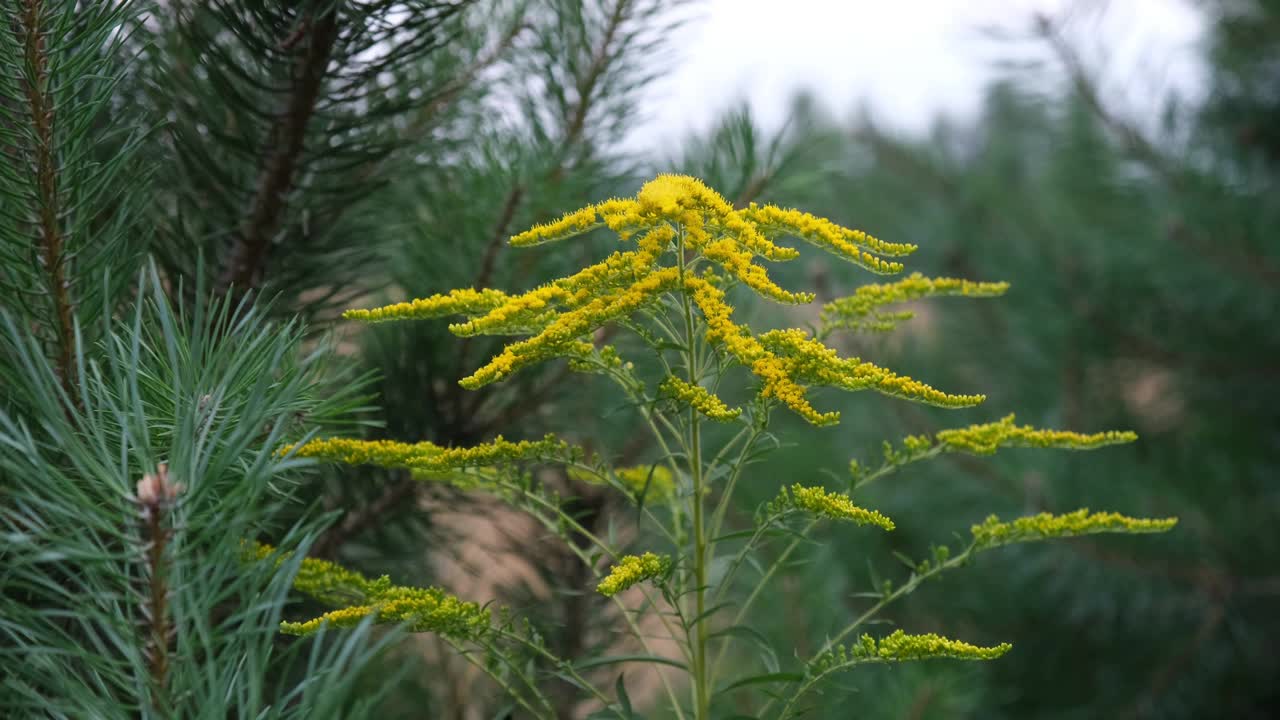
[760,542,981,719]
[495,474,690,716]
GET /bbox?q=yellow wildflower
[461,267,681,389]
[251,543,490,639]
[659,376,742,421]
[937,414,1137,455]
[971,509,1177,549]
[739,203,914,273]
[872,630,1011,661]
[701,238,814,304]
[596,552,672,597]
[280,434,578,473]
[768,484,895,531]
[343,288,510,324]
[759,328,985,409]
[822,272,1010,333]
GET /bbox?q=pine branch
[219,9,341,292]
[562,0,630,151]
[312,469,420,560]
[1036,13,1280,289]
[17,0,76,400]
[136,464,183,714]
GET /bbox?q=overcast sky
[630,0,1206,149]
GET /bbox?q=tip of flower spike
[343,289,509,324]
[768,484,894,531]
[937,415,1138,455]
[821,273,1011,333]
[510,206,604,246]
[267,551,491,639]
[874,630,1011,662]
[738,204,916,275]
[809,630,1011,677]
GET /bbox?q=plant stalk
[678,229,710,720]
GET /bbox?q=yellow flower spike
[822,272,1011,333]
[280,434,578,473]
[407,434,580,473]
[249,543,491,639]
[759,329,985,409]
[343,288,511,324]
[872,630,1011,662]
[768,484,895,531]
[659,376,742,421]
[280,437,445,466]
[510,205,609,247]
[460,267,682,389]
[739,203,915,273]
[596,552,672,597]
[701,239,814,304]
[685,276,838,425]
[971,509,1178,549]
[936,414,1138,455]
[447,284,572,337]
[810,630,1011,676]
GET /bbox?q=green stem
[758,542,980,718]
[504,479,691,717]
[677,230,710,720]
[446,638,557,720]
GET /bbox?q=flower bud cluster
[596,552,672,597]
[768,484,895,531]
[971,509,1177,549]
[253,544,490,639]
[659,376,742,421]
[937,414,1137,455]
[821,272,1009,333]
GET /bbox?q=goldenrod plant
[278,175,1176,718]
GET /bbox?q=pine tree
[2,0,692,716]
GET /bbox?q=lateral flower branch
[270,175,1175,719]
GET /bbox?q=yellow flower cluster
[342,288,510,324]
[685,275,836,424]
[768,484,895,531]
[740,203,915,274]
[659,376,742,421]
[341,175,969,425]
[701,238,814,304]
[870,629,1011,661]
[821,272,1010,333]
[461,267,683,388]
[936,414,1137,455]
[971,509,1178,549]
[252,543,490,639]
[759,328,986,409]
[281,434,579,473]
[596,552,672,597]
[810,630,1011,675]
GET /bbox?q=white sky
[631,0,1206,148]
